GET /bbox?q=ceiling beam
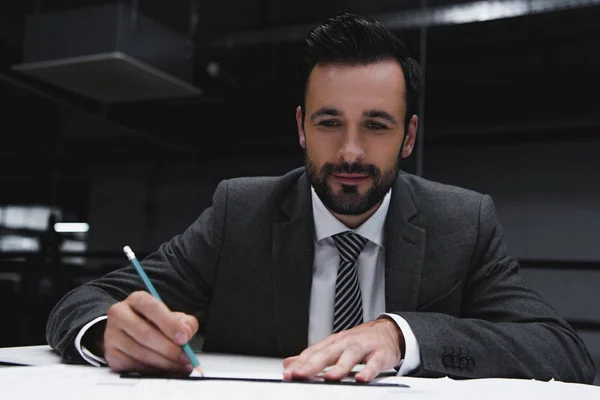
[210,0,600,47]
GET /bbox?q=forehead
[305,60,407,114]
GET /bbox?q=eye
[318,120,342,128]
[366,121,388,130]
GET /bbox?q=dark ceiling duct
[11,3,202,103]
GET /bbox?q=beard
[305,154,398,216]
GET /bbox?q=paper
[0,346,400,385]
[180,352,400,384]
[0,363,598,400]
[166,379,416,400]
[0,345,62,366]
[0,364,412,400]
[122,373,407,387]
[120,356,406,387]
[1,347,598,399]
[0,365,145,400]
[0,345,393,377]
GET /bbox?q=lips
[332,173,370,185]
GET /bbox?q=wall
[425,138,600,384]
[424,139,600,260]
[86,153,304,253]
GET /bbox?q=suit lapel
[384,172,426,312]
[272,172,314,357]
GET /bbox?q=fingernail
[283,369,291,380]
[174,332,187,344]
[180,354,190,364]
[355,372,369,382]
[183,364,193,373]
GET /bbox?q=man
[47,14,595,384]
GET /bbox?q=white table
[0,345,598,399]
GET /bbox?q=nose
[337,130,365,164]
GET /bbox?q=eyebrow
[309,107,398,125]
[364,110,398,125]
[310,107,343,121]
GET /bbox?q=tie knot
[332,231,368,263]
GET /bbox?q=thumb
[174,312,199,337]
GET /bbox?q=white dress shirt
[309,187,420,375]
[76,187,421,374]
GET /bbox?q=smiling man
[301,60,413,225]
[46,14,595,384]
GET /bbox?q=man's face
[297,60,416,216]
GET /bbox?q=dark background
[0,0,598,384]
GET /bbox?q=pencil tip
[190,366,204,377]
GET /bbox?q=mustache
[320,162,380,176]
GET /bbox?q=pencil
[123,245,204,377]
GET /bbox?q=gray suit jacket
[46,167,595,383]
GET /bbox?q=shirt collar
[311,187,391,248]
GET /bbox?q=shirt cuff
[74,315,108,367]
[378,313,421,375]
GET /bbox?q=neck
[331,201,383,229]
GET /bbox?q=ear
[296,106,306,149]
[401,115,418,158]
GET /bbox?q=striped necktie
[331,231,369,333]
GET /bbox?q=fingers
[285,332,343,371]
[284,320,402,382]
[127,291,192,345]
[108,301,184,365]
[106,346,192,376]
[354,353,386,383]
[284,338,346,380]
[321,344,364,381]
[104,291,200,375]
[283,356,299,369]
[173,312,199,337]
[104,324,192,374]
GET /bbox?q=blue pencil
[123,245,204,377]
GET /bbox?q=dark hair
[300,13,422,131]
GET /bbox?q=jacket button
[466,356,475,370]
[452,354,459,367]
[441,347,453,367]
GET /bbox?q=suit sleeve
[394,195,596,384]
[46,180,228,363]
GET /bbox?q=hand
[283,318,405,383]
[101,291,199,375]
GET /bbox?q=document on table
[120,369,406,387]
[0,345,62,366]
[0,346,405,387]
[0,345,398,382]
[1,364,599,400]
[119,358,406,387]
[0,364,417,400]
